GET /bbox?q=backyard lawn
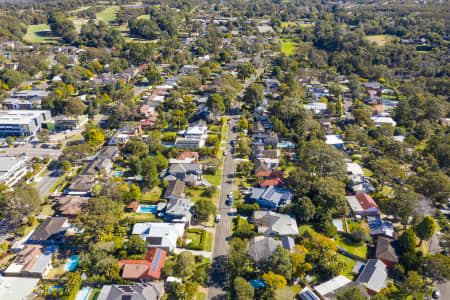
[338,253,356,280]
[24,24,59,44]
[122,212,159,223]
[335,235,368,258]
[366,35,396,46]
[89,288,101,300]
[186,187,220,205]
[141,187,162,203]
[280,39,300,56]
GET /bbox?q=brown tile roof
[119,248,167,280]
[355,193,379,210]
[57,196,89,216]
[127,201,140,210]
[176,151,199,161]
[17,245,44,272]
[376,237,399,264]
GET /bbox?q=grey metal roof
[357,259,388,293]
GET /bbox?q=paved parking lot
[1,143,62,159]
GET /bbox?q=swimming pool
[277,142,295,149]
[114,171,122,177]
[75,287,91,300]
[136,205,158,213]
[64,255,80,271]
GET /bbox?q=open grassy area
[122,212,160,223]
[38,204,56,218]
[24,24,60,44]
[366,35,396,46]
[47,265,67,279]
[71,18,90,33]
[280,39,300,56]
[187,231,202,245]
[336,235,368,258]
[281,22,297,28]
[96,6,118,23]
[338,253,356,280]
[205,232,214,251]
[196,292,206,300]
[141,187,162,203]
[186,187,220,205]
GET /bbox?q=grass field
[367,35,396,46]
[280,39,300,56]
[24,24,59,44]
[338,253,356,280]
[336,235,368,258]
[187,187,220,205]
[96,6,119,23]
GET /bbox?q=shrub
[237,203,259,216]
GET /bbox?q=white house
[132,222,185,252]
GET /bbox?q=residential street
[208,117,238,300]
[35,171,61,198]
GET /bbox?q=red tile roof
[127,201,140,210]
[258,170,285,187]
[355,193,379,210]
[119,248,167,280]
[176,151,199,161]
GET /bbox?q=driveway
[208,117,238,300]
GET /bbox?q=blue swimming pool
[114,171,122,177]
[64,255,80,271]
[277,142,295,149]
[75,287,91,300]
[137,205,158,213]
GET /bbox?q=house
[254,158,278,173]
[248,236,281,265]
[252,149,281,160]
[257,25,274,33]
[298,287,321,300]
[258,170,285,187]
[164,197,192,225]
[356,259,388,295]
[367,216,395,239]
[174,138,204,150]
[126,201,140,212]
[185,122,208,140]
[0,156,29,187]
[281,236,295,252]
[164,163,202,185]
[346,193,380,217]
[4,245,56,278]
[325,135,344,149]
[0,276,40,300]
[97,282,165,300]
[67,175,94,196]
[140,117,157,128]
[314,275,352,299]
[119,248,167,281]
[2,98,36,110]
[249,186,293,209]
[132,222,185,252]
[163,180,186,200]
[28,217,69,245]
[56,196,89,217]
[346,163,365,177]
[251,211,298,236]
[376,237,399,269]
[370,115,396,127]
[349,175,375,194]
[252,121,265,135]
[176,151,199,162]
[304,102,327,115]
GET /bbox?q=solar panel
[152,249,162,271]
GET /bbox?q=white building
[0,110,51,137]
[0,156,28,187]
[132,222,185,252]
[0,276,39,300]
[370,115,397,127]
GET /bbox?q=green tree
[3,184,40,223]
[207,93,226,115]
[84,129,104,147]
[65,97,86,117]
[265,246,292,280]
[125,235,148,255]
[237,61,255,80]
[301,142,346,179]
[423,254,450,284]
[60,160,72,172]
[350,227,371,243]
[242,83,264,109]
[415,216,436,246]
[237,118,248,131]
[262,272,287,289]
[228,238,251,277]
[399,271,424,299]
[337,286,368,300]
[234,276,254,300]
[174,251,195,278]
[399,229,416,254]
[194,199,217,221]
[144,64,161,85]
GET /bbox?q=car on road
[224,150,228,156]
[228,192,233,198]
[433,290,440,299]
[215,215,221,223]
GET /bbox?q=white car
[224,151,228,156]
[228,192,233,198]
[215,215,222,223]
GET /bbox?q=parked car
[215,215,221,223]
[433,290,440,299]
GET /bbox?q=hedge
[187,229,208,250]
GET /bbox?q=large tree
[174,251,195,278]
[193,199,217,221]
[234,276,254,300]
[300,141,346,179]
[415,216,436,246]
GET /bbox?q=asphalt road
[208,118,238,300]
[35,171,61,198]
[437,281,450,300]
